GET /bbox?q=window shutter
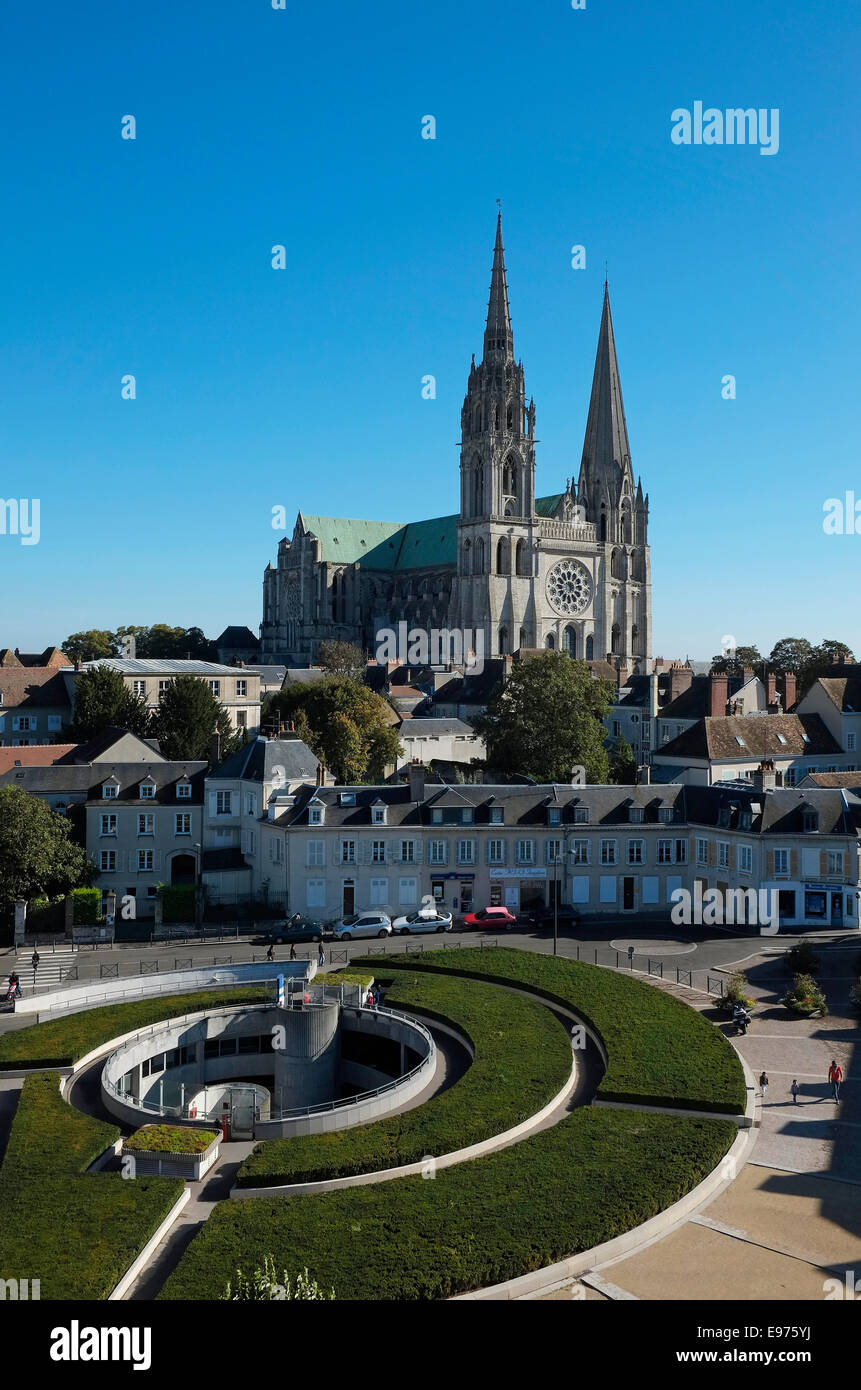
[789,850,798,878]
[728,844,735,870]
[707,841,716,867]
[766,850,774,876]
[819,850,828,877]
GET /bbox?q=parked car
[330,911,393,941]
[264,915,328,944]
[527,904,582,930]
[461,906,518,931]
[392,908,454,935]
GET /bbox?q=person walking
[759,1070,769,1100]
[828,1059,843,1102]
[289,942,297,961]
[31,949,40,974]
[790,1079,800,1105]
[266,942,275,962]
[318,944,325,967]
[10,972,20,999]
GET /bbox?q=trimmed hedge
[0,986,271,1069]
[237,970,571,1186]
[356,948,746,1114]
[71,887,101,926]
[0,1073,184,1300]
[162,1108,736,1301]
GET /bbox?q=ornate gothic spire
[483,210,514,361]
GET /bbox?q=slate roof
[0,762,206,802]
[657,713,841,761]
[399,718,477,738]
[53,729,167,765]
[209,736,320,783]
[216,626,260,649]
[817,678,861,713]
[81,658,256,678]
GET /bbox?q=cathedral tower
[452,212,539,656]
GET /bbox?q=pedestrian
[289,942,297,961]
[31,950,40,973]
[828,1059,843,1102]
[266,942,274,962]
[10,972,20,999]
[373,988,379,1011]
[790,1079,799,1105]
[759,1070,769,1100]
[318,945,325,967]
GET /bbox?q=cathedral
[260,214,653,672]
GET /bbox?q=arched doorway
[171,853,196,886]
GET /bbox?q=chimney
[649,670,660,719]
[780,672,797,710]
[74,658,82,671]
[616,660,630,690]
[669,666,693,703]
[765,671,778,709]
[636,764,651,785]
[742,666,754,684]
[752,759,777,793]
[709,673,728,718]
[408,760,426,802]
[209,731,221,766]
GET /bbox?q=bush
[222,1256,334,1300]
[716,971,756,1012]
[354,948,746,1114]
[238,970,571,1186]
[159,884,196,923]
[71,887,101,926]
[0,1073,184,1300]
[782,973,828,1016]
[784,940,820,976]
[0,986,270,1069]
[162,1109,736,1301]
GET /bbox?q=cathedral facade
[260,214,652,672]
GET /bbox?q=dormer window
[461,808,474,824]
[339,792,356,807]
[802,810,819,833]
[489,806,504,825]
[177,782,192,800]
[372,806,387,825]
[658,807,673,824]
[717,808,731,828]
[309,805,323,825]
[102,783,118,799]
[739,811,753,831]
[573,807,590,824]
[139,781,156,799]
[547,807,561,826]
[628,806,644,824]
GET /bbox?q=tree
[0,787,92,914]
[709,645,762,677]
[608,735,636,784]
[149,674,240,763]
[70,665,150,741]
[473,653,613,783]
[800,640,855,694]
[62,630,118,663]
[768,637,814,676]
[316,641,367,679]
[267,677,401,783]
[136,625,216,660]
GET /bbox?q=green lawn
[237,969,571,1186]
[0,1072,184,1300]
[162,1108,736,1300]
[355,948,746,1113]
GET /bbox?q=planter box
[123,1131,221,1180]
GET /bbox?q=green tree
[709,645,762,676]
[70,665,150,741]
[768,637,813,676]
[62,630,118,662]
[136,625,216,660]
[800,640,855,695]
[267,677,401,783]
[316,641,367,678]
[473,653,613,783]
[608,734,637,783]
[0,786,92,914]
[149,675,240,763]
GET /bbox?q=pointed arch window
[545,634,555,649]
[611,622,621,655]
[563,626,577,657]
[496,537,510,574]
[519,627,527,651]
[498,626,508,655]
[585,635,594,661]
[474,537,485,575]
[600,511,607,543]
[515,538,528,576]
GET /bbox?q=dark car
[527,904,582,930]
[266,916,328,944]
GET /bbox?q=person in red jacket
[828,1060,843,1102]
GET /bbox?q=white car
[392,908,453,936]
[330,912,393,941]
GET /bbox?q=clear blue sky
[1,0,858,660]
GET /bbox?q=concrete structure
[261,214,653,671]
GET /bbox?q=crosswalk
[13,945,78,992]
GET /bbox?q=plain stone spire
[483,210,514,360]
[578,281,633,504]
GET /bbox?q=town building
[76,658,262,735]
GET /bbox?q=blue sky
[1,0,858,659]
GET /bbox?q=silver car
[392,908,453,936]
[330,911,393,941]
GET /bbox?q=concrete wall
[15,959,314,1017]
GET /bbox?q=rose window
[546,559,592,616]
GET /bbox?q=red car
[461,906,518,931]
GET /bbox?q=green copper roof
[301,495,563,572]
